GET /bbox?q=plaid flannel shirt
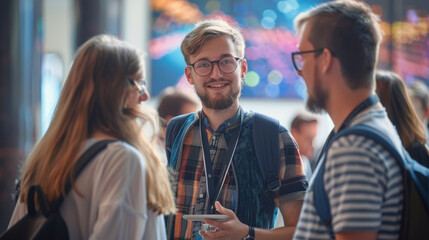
[166,108,307,240]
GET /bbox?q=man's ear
[322,48,334,74]
[240,59,248,79]
[291,128,298,136]
[185,66,194,85]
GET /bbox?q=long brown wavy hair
[19,35,176,215]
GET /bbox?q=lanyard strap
[200,112,242,213]
[317,94,380,163]
[337,94,379,132]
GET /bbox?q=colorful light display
[150,0,429,98]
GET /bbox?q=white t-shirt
[9,140,167,240]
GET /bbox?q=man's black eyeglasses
[188,56,242,77]
[291,49,325,72]
[128,79,146,95]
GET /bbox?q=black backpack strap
[253,113,280,192]
[52,139,119,210]
[27,185,50,217]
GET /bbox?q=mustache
[206,78,231,84]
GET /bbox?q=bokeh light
[261,17,275,29]
[206,0,220,12]
[406,9,419,25]
[245,15,260,28]
[151,0,429,98]
[268,70,283,84]
[294,78,307,100]
[263,9,277,20]
[277,0,299,14]
[265,83,280,98]
[244,71,260,87]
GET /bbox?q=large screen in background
[150,0,429,98]
[392,7,429,86]
[150,0,326,99]
[373,0,429,86]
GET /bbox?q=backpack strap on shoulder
[27,185,50,217]
[52,139,119,211]
[165,112,199,169]
[314,124,429,236]
[348,125,429,208]
[313,126,372,237]
[253,113,280,192]
[313,147,334,236]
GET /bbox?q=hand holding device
[198,201,251,240]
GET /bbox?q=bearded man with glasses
[292,1,404,240]
[164,19,307,240]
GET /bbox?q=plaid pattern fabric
[167,109,307,240]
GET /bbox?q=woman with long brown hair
[8,35,175,239]
[375,70,429,168]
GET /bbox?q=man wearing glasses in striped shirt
[292,1,404,240]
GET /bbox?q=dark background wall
[0,0,42,231]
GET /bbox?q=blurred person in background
[376,70,429,168]
[8,35,176,240]
[157,86,200,125]
[290,112,319,179]
[157,86,199,143]
[156,86,199,163]
[407,79,429,146]
[274,112,318,229]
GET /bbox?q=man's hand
[199,201,249,240]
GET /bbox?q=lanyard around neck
[337,94,379,133]
[199,111,242,213]
[318,94,380,162]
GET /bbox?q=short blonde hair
[181,19,245,64]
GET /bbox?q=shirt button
[199,193,204,198]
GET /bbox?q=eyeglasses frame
[291,48,337,72]
[188,57,242,77]
[128,78,146,95]
[291,49,324,72]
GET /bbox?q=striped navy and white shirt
[294,104,403,240]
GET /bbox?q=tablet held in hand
[182,214,229,221]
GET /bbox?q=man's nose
[210,62,223,78]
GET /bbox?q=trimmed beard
[306,67,328,114]
[196,81,241,110]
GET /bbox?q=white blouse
[9,140,167,240]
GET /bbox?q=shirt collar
[202,107,242,133]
